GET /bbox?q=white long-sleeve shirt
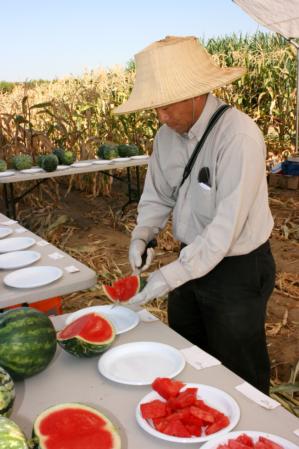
[132,93,274,290]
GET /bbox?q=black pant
[168,241,276,394]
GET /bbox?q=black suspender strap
[179,104,231,188]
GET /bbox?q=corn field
[0,32,297,172]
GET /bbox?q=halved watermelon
[57,313,116,358]
[32,403,121,449]
[102,275,145,303]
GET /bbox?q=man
[114,36,275,394]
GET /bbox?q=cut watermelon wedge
[32,403,121,449]
[102,275,146,303]
[57,313,116,357]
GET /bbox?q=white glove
[129,239,155,273]
[128,270,170,306]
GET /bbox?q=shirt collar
[187,93,222,141]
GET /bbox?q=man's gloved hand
[129,239,155,273]
[128,270,170,306]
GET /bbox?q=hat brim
[114,67,246,115]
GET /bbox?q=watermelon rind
[57,313,116,358]
[102,275,144,303]
[0,416,28,449]
[0,308,57,380]
[0,367,15,417]
[32,402,121,449]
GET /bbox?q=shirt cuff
[131,226,157,243]
[160,260,191,290]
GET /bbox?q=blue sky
[1,0,269,82]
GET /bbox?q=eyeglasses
[198,167,210,186]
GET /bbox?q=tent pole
[290,39,299,153]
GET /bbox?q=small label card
[15,227,26,234]
[181,345,221,370]
[48,252,65,260]
[64,265,80,273]
[37,240,50,247]
[0,219,17,225]
[138,309,159,322]
[235,382,280,410]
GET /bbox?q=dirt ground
[9,175,299,385]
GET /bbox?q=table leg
[126,167,132,203]
[135,166,141,199]
[3,183,16,219]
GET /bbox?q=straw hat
[114,35,246,115]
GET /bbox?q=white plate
[4,265,63,288]
[66,305,140,335]
[98,341,185,385]
[136,383,240,444]
[57,165,71,170]
[92,160,112,165]
[0,237,35,253]
[0,227,13,239]
[200,430,299,449]
[71,161,93,168]
[110,157,131,162]
[130,155,149,160]
[0,250,41,270]
[20,167,44,174]
[0,170,15,178]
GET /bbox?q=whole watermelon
[0,308,57,380]
[0,416,28,449]
[117,144,140,157]
[97,143,119,160]
[0,367,15,417]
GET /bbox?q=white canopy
[233,0,299,39]
[233,0,299,152]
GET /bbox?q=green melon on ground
[0,367,15,417]
[57,313,116,358]
[0,416,28,449]
[32,403,121,449]
[0,308,57,380]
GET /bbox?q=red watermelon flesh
[102,275,142,303]
[58,313,113,343]
[33,403,121,449]
[57,313,116,357]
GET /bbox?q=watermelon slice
[32,403,121,449]
[102,275,145,303]
[57,313,116,357]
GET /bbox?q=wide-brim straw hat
[114,35,246,115]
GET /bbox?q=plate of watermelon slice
[136,379,240,443]
[65,305,140,335]
[199,430,299,449]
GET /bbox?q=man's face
[155,99,194,134]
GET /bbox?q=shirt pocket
[191,182,214,220]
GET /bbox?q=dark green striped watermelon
[0,308,57,380]
[0,367,15,417]
[57,313,116,358]
[0,416,29,449]
[32,403,121,449]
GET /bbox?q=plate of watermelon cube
[199,430,299,449]
[136,377,240,444]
